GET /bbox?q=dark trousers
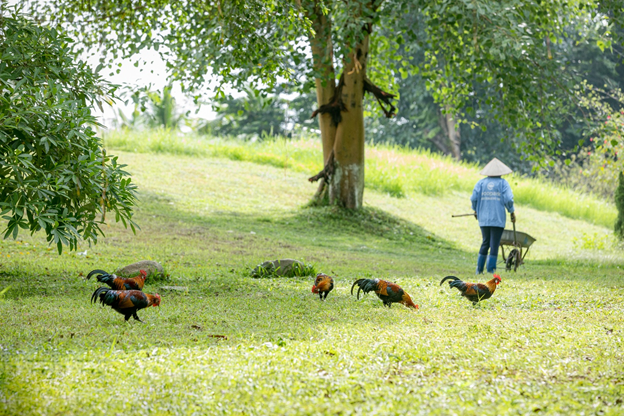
[479,226,504,257]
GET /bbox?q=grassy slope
[1,149,623,415]
[104,130,617,227]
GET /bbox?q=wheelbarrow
[499,223,536,272]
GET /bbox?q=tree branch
[363,76,397,118]
[308,148,335,183]
[310,73,346,126]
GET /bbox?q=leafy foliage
[0,6,137,253]
[114,85,186,130]
[144,85,186,130]
[204,87,288,138]
[251,260,316,278]
[26,0,624,163]
[29,1,310,95]
[541,84,624,201]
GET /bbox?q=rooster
[86,269,147,291]
[311,273,334,301]
[91,287,161,322]
[440,274,501,303]
[351,278,419,309]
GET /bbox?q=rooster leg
[132,313,143,322]
[319,293,324,301]
[124,314,132,321]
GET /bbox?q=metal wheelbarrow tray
[499,228,536,271]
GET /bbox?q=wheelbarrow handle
[452,213,476,218]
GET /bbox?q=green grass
[103,129,617,227]
[1,139,624,415]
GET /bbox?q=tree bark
[330,45,368,209]
[431,105,462,160]
[306,1,336,165]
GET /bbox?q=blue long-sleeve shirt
[470,177,515,228]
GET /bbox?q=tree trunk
[306,1,336,165]
[330,47,367,209]
[304,1,391,209]
[434,106,462,160]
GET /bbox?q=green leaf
[0,6,136,253]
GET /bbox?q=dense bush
[0,7,137,252]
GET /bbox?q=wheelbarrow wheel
[506,248,520,272]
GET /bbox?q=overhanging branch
[364,77,396,118]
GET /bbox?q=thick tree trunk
[330,47,367,209]
[304,0,391,209]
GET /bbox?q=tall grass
[103,128,616,227]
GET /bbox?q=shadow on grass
[135,190,624,279]
[135,190,460,254]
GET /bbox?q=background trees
[0,6,137,252]
[27,0,624,208]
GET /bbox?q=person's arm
[503,180,516,221]
[470,182,481,212]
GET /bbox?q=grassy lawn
[1,140,623,415]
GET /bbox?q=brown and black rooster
[440,274,501,303]
[87,269,147,291]
[351,278,419,309]
[311,273,334,301]
[91,287,161,322]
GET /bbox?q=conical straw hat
[479,158,513,176]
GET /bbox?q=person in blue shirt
[470,158,516,274]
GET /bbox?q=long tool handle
[452,213,476,217]
[513,218,518,246]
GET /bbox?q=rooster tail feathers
[350,279,367,300]
[91,287,110,304]
[86,269,111,280]
[350,279,362,296]
[440,275,460,286]
[351,278,377,299]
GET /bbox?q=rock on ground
[251,259,306,278]
[116,260,164,277]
